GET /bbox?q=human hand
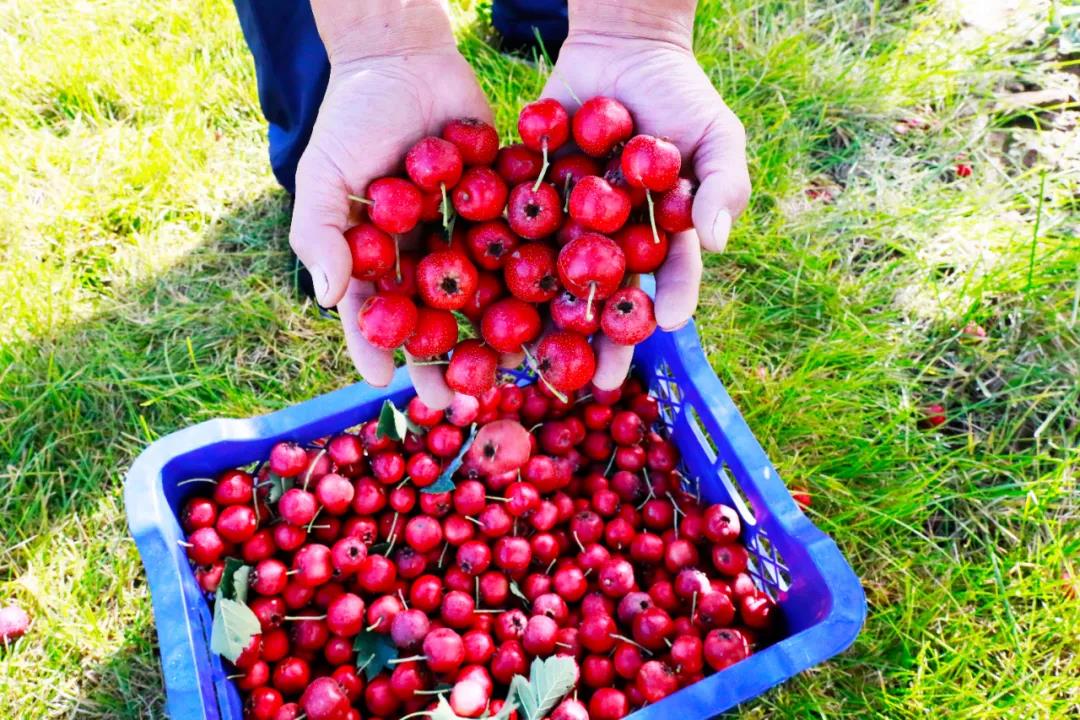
[291,2,492,409]
[541,2,751,389]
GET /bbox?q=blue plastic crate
[125,319,865,720]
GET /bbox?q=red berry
[504,243,561,303]
[549,291,602,335]
[376,252,419,297]
[621,135,681,191]
[246,686,283,720]
[632,607,673,650]
[357,294,417,350]
[496,144,544,186]
[550,154,600,193]
[269,442,308,477]
[711,544,748,576]
[466,220,520,271]
[480,298,542,354]
[572,97,633,157]
[535,332,596,393]
[423,627,466,674]
[507,182,564,239]
[216,505,257,544]
[740,592,776,630]
[568,176,631,234]
[345,223,396,281]
[417,250,479,311]
[557,233,626,303]
[923,403,946,428]
[442,118,499,166]
[0,604,31,643]
[601,287,656,345]
[615,223,669,274]
[522,614,559,656]
[518,98,570,154]
[390,608,431,649]
[655,178,696,233]
[452,167,508,222]
[445,340,498,397]
[300,676,350,720]
[704,627,750,671]
[704,503,741,544]
[404,515,444,553]
[406,136,464,192]
[588,687,630,720]
[403,307,458,359]
[326,592,366,637]
[366,177,423,235]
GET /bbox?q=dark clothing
[233,0,568,194]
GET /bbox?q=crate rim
[126,323,866,719]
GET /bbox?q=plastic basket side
[623,322,865,718]
[125,372,416,720]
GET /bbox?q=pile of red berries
[180,377,779,720]
[348,97,696,397]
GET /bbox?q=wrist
[566,0,696,51]
[311,0,456,66]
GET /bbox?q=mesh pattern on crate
[646,360,790,600]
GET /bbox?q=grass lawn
[1,0,1077,716]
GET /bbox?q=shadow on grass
[0,188,359,717]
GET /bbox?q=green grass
[1,0,1077,717]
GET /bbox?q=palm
[539,36,749,390]
[291,51,492,409]
[542,38,725,162]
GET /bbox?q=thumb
[289,150,354,307]
[691,109,751,253]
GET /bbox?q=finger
[592,333,635,391]
[654,229,703,330]
[405,352,455,410]
[338,279,396,387]
[691,109,751,253]
[290,151,355,307]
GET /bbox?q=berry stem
[562,174,572,213]
[437,542,449,568]
[176,540,193,548]
[584,282,597,322]
[347,194,373,206]
[284,615,327,621]
[610,633,653,655]
[387,654,427,665]
[520,344,568,404]
[411,360,451,367]
[302,448,327,492]
[532,138,549,193]
[395,238,402,283]
[645,190,660,244]
[365,619,383,632]
[177,478,216,486]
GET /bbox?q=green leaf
[263,472,292,504]
[217,557,251,604]
[508,656,578,720]
[422,425,477,494]
[508,580,529,604]
[353,630,398,680]
[368,541,391,556]
[376,400,413,441]
[210,597,261,663]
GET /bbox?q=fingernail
[312,267,329,305]
[710,210,732,253]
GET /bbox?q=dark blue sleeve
[233,0,329,195]
[233,0,568,195]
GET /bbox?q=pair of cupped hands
[291,29,750,411]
